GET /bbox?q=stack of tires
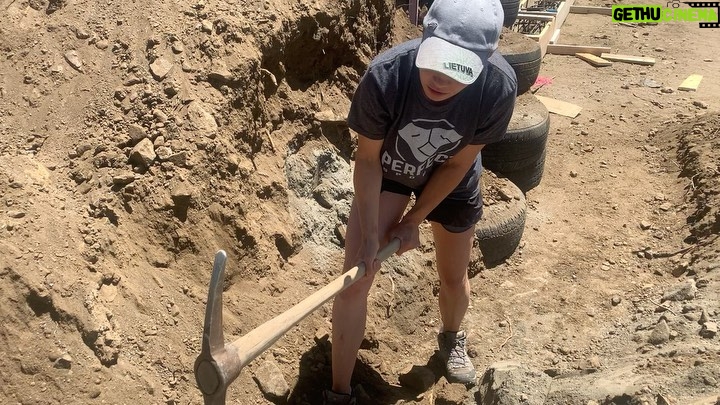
[474,29,550,266]
[482,29,549,194]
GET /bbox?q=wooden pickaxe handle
[194,238,401,405]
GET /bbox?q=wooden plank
[550,28,561,44]
[600,53,655,66]
[576,53,612,67]
[517,12,556,20]
[535,95,582,118]
[554,0,575,30]
[535,19,555,58]
[546,44,611,56]
[678,74,703,91]
[569,5,613,15]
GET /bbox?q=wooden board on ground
[546,44,611,56]
[678,74,703,91]
[535,95,582,118]
[576,53,612,67]
[569,5,612,15]
[600,53,656,66]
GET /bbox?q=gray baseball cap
[415,0,504,84]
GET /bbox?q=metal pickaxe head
[193,250,242,405]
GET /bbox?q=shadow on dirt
[286,339,435,405]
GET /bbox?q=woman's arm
[352,132,385,275]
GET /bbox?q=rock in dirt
[127,123,147,145]
[478,360,552,405]
[648,319,670,345]
[149,58,174,81]
[700,322,717,338]
[112,171,136,186]
[186,102,218,137]
[64,50,82,71]
[252,360,289,401]
[53,353,73,369]
[398,365,435,392]
[128,138,156,169]
[661,279,697,302]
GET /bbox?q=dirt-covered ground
[0,0,719,404]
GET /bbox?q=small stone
[53,353,73,369]
[700,322,717,338]
[648,320,670,345]
[570,170,579,178]
[149,58,173,81]
[314,328,329,343]
[611,295,622,306]
[660,87,674,94]
[64,50,82,71]
[112,172,136,186]
[7,211,25,218]
[662,280,697,302]
[640,221,652,230]
[252,360,290,401]
[692,100,709,109]
[129,138,156,169]
[75,28,91,39]
[95,39,110,50]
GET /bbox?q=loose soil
[0,0,718,404]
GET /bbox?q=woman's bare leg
[330,192,410,394]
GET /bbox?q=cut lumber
[554,0,575,30]
[517,12,555,20]
[600,53,655,66]
[534,95,582,118]
[569,5,612,15]
[550,28,561,44]
[678,74,703,91]
[546,44,611,56]
[576,53,612,67]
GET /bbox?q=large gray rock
[478,361,552,405]
[252,360,290,402]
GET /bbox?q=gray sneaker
[437,330,477,385]
[323,389,356,405]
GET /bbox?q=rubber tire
[498,29,543,96]
[500,0,521,27]
[503,149,546,193]
[481,93,550,174]
[476,171,527,266]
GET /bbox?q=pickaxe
[194,239,401,405]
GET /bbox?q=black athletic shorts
[381,178,483,233]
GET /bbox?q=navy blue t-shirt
[347,38,517,200]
